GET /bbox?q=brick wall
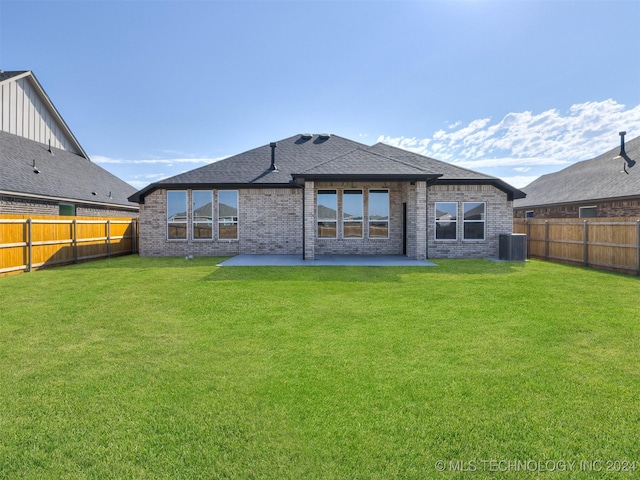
[138,188,301,257]
[514,198,640,218]
[239,188,303,254]
[312,181,404,257]
[138,183,514,259]
[428,185,513,259]
[0,195,138,218]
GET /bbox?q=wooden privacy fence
[514,217,640,275]
[0,214,138,275]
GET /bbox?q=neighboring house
[0,70,138,217]
[514,133,640,219]
[130,134,524,260]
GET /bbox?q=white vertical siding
[0,76,81,155]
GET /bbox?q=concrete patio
[217,254,438,267]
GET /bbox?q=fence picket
[0,215,138,275]
[514,217,640,275]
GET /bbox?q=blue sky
[1,0,639,190]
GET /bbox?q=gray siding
[0,75,80,154]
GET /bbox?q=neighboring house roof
[0,130,138,209]
[130,134,525,203]
[1,70,138,210]
[514,135,640,209]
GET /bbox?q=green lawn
[0,257,638,479]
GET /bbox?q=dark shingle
[514,135,640,208]
[130,133,524,202]
[0,130,138,208]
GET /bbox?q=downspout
[302,181,306,259]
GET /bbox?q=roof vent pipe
[270,142,278,171]
[619,131,627,156]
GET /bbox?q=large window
[368,190,389,238]
[218,190,238,240]
[193,190,213,240]
[343,190,363,238]
[167,191,188,240]
[435,202,457,240]
[463,202,485,240]
[317,190,337,238]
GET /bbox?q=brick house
[129,134,524,260]
[514,133,640,219]
[0,70,138,217]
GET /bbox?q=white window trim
[368,189,389,239]
[167,190,188,241]
[342,189,363,239]
[217,190,239,241]
[435,202,458,241]
[192,190,214,241]
[317,189,338,239]
[579,206,598,218]
[463,201,486,242]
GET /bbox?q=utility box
[499,234,527,261]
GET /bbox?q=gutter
[0,190,139,210]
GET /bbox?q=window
[317,190,337,238]
[59,203,76,216]
[525,211,535,219]
[435,202,457,240]
[369,190,389,238]
[463,202,485,240]
[579,206,597,218]
[167,191,187,240]
[193,190,213,240]
[343,190,363,238]
[218,190,238,239]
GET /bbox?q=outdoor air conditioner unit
[499,234,527,261]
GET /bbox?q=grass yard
[0,256,638,479]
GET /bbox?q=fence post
[526,219,531,259]
[73,219,78,264]
[583,220,589,267]
[26,218,32,272]
[132,219,138,254]
[544,221,549,260]
[636,220,640,276]
[107,220,111,258]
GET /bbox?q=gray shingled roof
[130,133,525,203]
[367,142,496,180]
[0,130,138,209]
[293,147,441,178]
[514,135,640,208]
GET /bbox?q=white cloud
[451,157,569,169]
[378,100,640,167]
[379,99,640,189]
[499,175,541,189]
